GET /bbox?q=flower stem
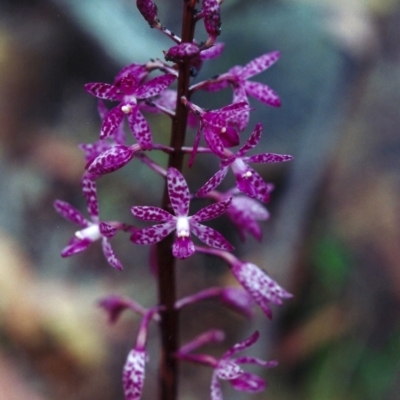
[156,2,197,400]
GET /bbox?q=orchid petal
[130,221,176,245]
[82,174,99,221]
[240,51,280,80]
[235,357,278,368]
[203,126,226,157]
[200,42,225,60]
[190,221,233,251]
[114,63,148,86]
[61,236,92,257]
[131,206,173,222]
[244,81,281,107]
[123,348,146,400]
[192,198,231,222]
[236,123,262,157]
[134,74,176,99]
[84,83,122,101]
[232,262,292,318]
[172,236,195,259]
[224,331,259,358]
[102,237,123,270]
[87,145,135,176]
[210,373,223,400]
[101,107,125,139]
[216,360,243,380]
[54,200,90,228]
[230,372,265,393]
[245,153,293,164]
[99,222,117,238]
[167,168,191,216]
[235,166,271,203]
[196,166,229,197]
[127,109,153,150]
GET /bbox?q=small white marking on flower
[243,170,252,178]
[121,104,133,114]
[75,224,101,241]
[221,127,227,134]
[176,216,190,237]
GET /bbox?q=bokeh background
[1,0,400,399]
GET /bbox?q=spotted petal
[84,83,122,101]
[54,200,89,228]
[236,123,262,158]
[114,63,148,86]
[123,348,146,400]
[167,168,191,216]
[240,51,280,80]
[101,107,125,139]
[102,237,123,270]
[200,42,225,60]
[235,165,271,203]
[244,81,281,107]
[232,262,292,318]
[61,236,92,257]
[87,145,136,176]
[203,126,226,157]
[196,166,229,198]
[99,222,117,238]
[134,74,176,99]
[244,153,293,164]
[131,206,173,222]
[172,236,195,259]
[127,109,153,150]
[82,174,99,221]
[192,198,231,222]
[229,372,265,393]
[190,221,233,251]
[224,331,259,358]
[210,373,223,400]
[130,221,176,245]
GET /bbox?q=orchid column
[54,1,293,399]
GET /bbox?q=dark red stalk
[156,2,197,400]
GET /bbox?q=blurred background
[1,0,400,399]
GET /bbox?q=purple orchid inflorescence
[55,1,294,399]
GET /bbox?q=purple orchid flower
[122,307,158,400]
[193,51,280,130]
[54,174,122,270]
[231,260,292,319]
[197,123,293,203]
[177,330,277,400]
[206,187,270,241]
[210,331,278,399]
[130,167,233,259]
[85,71,176,149]
[182,97,251,166]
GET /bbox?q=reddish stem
[156,2,197,400]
